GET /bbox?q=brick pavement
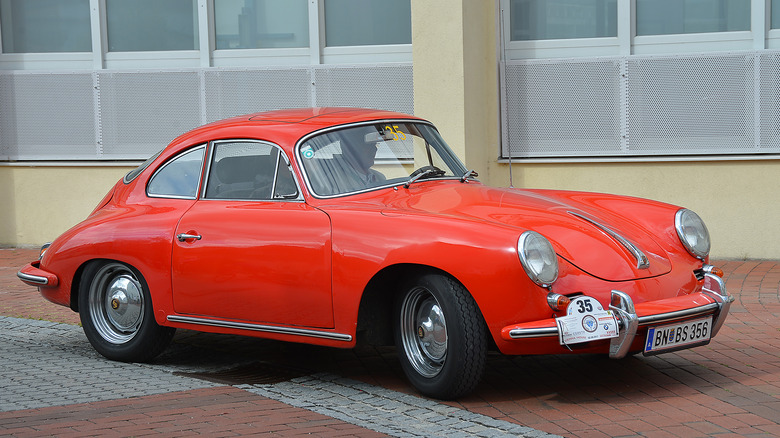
[2,247,779,437]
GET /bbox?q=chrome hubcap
[400,287,447,377]
[105,275,143,332]
[88,263,144,344]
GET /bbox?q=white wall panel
[98,71,202,159]
[503,59,621,157]
[203,68,311,121]
[313,64,414,114]
[502,50,780,159]
[0,72,96,160]
[0,63,413,161]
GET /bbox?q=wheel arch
[355,263,489,347]
[70,257,168,317]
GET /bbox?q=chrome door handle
[176,233,202,242]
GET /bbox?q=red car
[18,107,732,399]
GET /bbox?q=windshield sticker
[384,125,407,141]
[301,145,315,159]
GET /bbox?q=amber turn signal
[703,264,725,278]
[547,292,571,312]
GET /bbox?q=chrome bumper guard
[508,268,734,359]
[17,270,50,285]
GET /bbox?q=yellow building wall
[0,166,132,247]
[411,0,497,179]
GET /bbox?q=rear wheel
[394,272,487,399]
[79,261,174,362]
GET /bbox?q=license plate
[644,316,712,354]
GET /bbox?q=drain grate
[175,362,310,385]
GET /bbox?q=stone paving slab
[242,375,551,438]
[0,316,217,411]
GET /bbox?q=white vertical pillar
[752,0,768,50]
[90,0,106,70]
[197,0,214,68]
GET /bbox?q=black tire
[393,272,487,399]
[78,261,175,362]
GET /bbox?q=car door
[171,140,334,328]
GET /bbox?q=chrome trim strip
[17,271,48,285]
[508,302,720,339]
[569,211,650,269]
[166,315,353,342]
[508,326,559,339]
[636,303,719,325]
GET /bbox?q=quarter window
[204,141,298,200]
[147,146,205,199]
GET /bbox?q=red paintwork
[18,107,726,355]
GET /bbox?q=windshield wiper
[460,170,479,182]
[404,167,446,188]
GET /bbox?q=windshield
[298,122,468,197]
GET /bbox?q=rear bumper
[17,261,59,287]
[501,271,733,358]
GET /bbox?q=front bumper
[501,271,733,358]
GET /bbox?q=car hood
[382,183,672,281]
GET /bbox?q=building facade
[1,0,778,258]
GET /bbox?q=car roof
[168,107,426,153]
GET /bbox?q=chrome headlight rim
[675,209,711,260]
[517,231,559,288]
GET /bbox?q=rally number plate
[644,316,712,354]
[556,296,618,345]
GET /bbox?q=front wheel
[79,261,175,362]
[394,273,487,399]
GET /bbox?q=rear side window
[147,146,205,199]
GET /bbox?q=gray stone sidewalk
[0,315,557,437]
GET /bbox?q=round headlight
[675,209,710,259]
[518,231,559,287]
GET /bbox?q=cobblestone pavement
[2,247,779,437]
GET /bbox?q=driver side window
[204,141,298,201]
